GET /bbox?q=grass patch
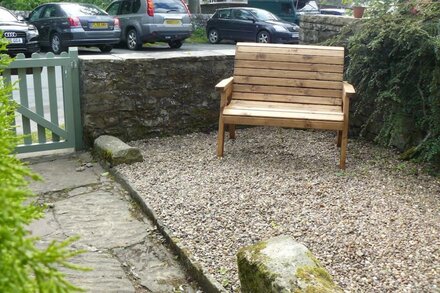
[186,27,208,43]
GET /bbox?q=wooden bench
[215,43,355,169]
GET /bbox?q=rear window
[154,0,186,13]
[214,9,230,19]
[60,3,108,16]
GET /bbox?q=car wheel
[99,45,113,53]
[50,33,66,54]
[126,29,142,50]
[208,29,221,44]
[257,30,271,43]
[168,40,183,49]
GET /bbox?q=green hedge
[333,3,440,170]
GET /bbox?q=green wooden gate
[2,48,83,153]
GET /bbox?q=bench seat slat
[223,101,343,122]
[234,68,343,82]
[232,93,342,106]
[236,52,344,65]
[234,76,342,90]
[234,84,342,98]
[235,60,344,73]
[228,100,342,112]
[223,116,344,130]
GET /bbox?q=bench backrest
[232,43,345,106]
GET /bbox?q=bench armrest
[216,77,234,109]
[216,77,234,92]
[343,81,355,98]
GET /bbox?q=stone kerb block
[94,135,143,166]
[237,235,342,293]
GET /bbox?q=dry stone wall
[299,14,358,44]
[79,55,234,146]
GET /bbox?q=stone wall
[299,14,358,44]
[79,55,234,146]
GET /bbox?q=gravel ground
[116,127,440,292]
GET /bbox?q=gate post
[69,47,84,150]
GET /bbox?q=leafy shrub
[0,40,84,292]
[332,2,440,170]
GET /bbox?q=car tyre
[99,45,113,53]
[208,28,221,44]
[168,40,183,49]
[126,29,142,50]
[257,30,271,43]
[51,33,66,54]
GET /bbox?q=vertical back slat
[18,67,32,145]
[32,59,46,143]
[47,65,60,142]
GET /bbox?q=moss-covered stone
[94,135,143,166]
[237,235,342,293]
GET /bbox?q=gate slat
[32,61,46,143]
[47,66,60,142]
[16,105,67,138]
[18,67,32,145]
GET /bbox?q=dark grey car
[0,6,39,56]
[106,0,192,49]
[27,2,121,54]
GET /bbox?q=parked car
[206,7,299,44]
[320,8,347,15]
[26,2,121,54]
[106,0,192,50]
[0,6,39,56]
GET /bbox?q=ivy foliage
[0,39,85,292]
[334,2,440,169]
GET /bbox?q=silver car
[106,0,192,49]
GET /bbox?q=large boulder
[237,235,342,292]
[94,135,143,166]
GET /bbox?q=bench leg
[217,116,225,157]
[229,124,236,139]
[337,131,342,147]
[339,128,348,169]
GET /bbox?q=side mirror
[17,15,25,21]
[246,17,256,23]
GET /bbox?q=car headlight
[273,25,288,32]
[27,25,39,38]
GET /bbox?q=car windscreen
[250,9,279,21]
[154,0,186,13]
[0,8,18,22]
[60,4,108,16]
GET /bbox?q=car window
[0,8,17,21]
[120,1,132,14]
[232,9,253,20]
[216,9,230,19]
[154,0,186,13]
[42,5,59,18]
[249,9,279,21]
[132,0,141,13]
[59,3,108,16]
[106,1,121,15]
[29,5,45,21]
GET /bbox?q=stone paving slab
[27,152,199,292]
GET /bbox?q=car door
[230,9,257,41]
[28,5,48,45]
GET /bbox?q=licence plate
[7,38,23,44]
[164,19,182,25]
[292,32,299,38]
[90,22,108,29]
